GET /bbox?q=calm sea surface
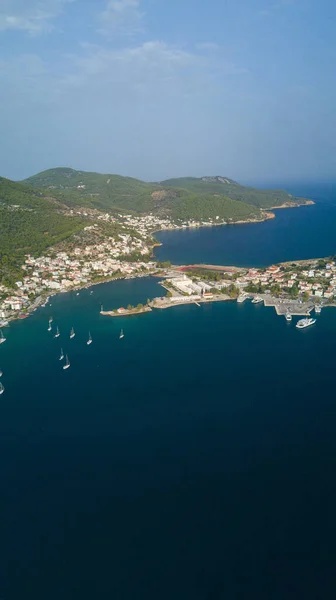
[155,182,336,266]
[1,184,336,599]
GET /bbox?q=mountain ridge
[22,167,311,213]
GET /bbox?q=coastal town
[1,203,336,324]
[0,207,267,322]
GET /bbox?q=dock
[100,306,152,317]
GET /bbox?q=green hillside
[21,168,263,219]
[160,176,310,208]
[23,168,157,211]
[0,177,84,286]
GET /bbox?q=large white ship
[296,317,316,329]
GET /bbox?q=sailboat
[63,355,70,370]
[119,329,124,339]
[54,326,60,338]
[87,332,92,345]
[0,330,6,344]
[0,382,4,395]
[70,327,75,339]
[49,316,53,324]
[0,369,3,377]
[59,348,64,360]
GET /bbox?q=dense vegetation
[0,177,84,286]
[161,176,310,208]
[22,168,276,218]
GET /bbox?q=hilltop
[21,167,293,219]
[160,176,312,209]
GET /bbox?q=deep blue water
[1,184,336,600]
[155,183,336,267]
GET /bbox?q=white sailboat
[0,369,2,377]
[49,316,53,324]
[70,327,75,339]
[0,382,4,395]
[119,329,124,339]
[87,332,92,345]
[63,355,70,370]
[59,348,64,361]
[54,326,60,338]
[0,330,6,344]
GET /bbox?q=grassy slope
[22,168,262,219]
[160,176,310,208]
[0,177,84,285]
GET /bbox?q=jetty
[100,306,152,317]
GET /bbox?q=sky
[0,0,335,183]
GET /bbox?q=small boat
[54,326,60,338]
[0,382,4,395]
[59,348,64,361]
[90,291,93,295]
[251,296,263,304]
[70,327,75,339]
[0,370,2,377]
[0,320,9,327]
[119,329,124,339]
[0,330,6,344]
[63,355,70,370]
[87,332,92,345]
[296,317,316,329]
[49,317,53,324]
[315,304,322,314]
[237,294,247,304]
[285,312,292,322]
[76,292,80,296]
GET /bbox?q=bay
[1,184,336,600]
[155,182,336,267]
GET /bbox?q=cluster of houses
[164,261,336,302]
[241,262,336,298]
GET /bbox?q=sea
[1,183,336,600]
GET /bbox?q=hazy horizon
[1,0,335,183]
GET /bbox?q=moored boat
[87,332,92,345]
[119,329,124,339]
[251,296,263,304]
[285,312,292,322]
[70,327,75,339]
[54,326,60,338]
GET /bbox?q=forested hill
[23,168,311,213]
[160,176,311,209]
[0,177,84,285]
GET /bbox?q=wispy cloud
[0,0,74,33]
[259,0,297,17]
[98,0,144,36]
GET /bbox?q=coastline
[3,196,323,325]
[269,199,315,209]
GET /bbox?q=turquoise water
[1,185,336,599]
[155,183,336,267]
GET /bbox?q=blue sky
[0,0,335,183]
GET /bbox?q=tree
[302,291,310,302]
[137,303,143,310]
[127,304,132,310]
